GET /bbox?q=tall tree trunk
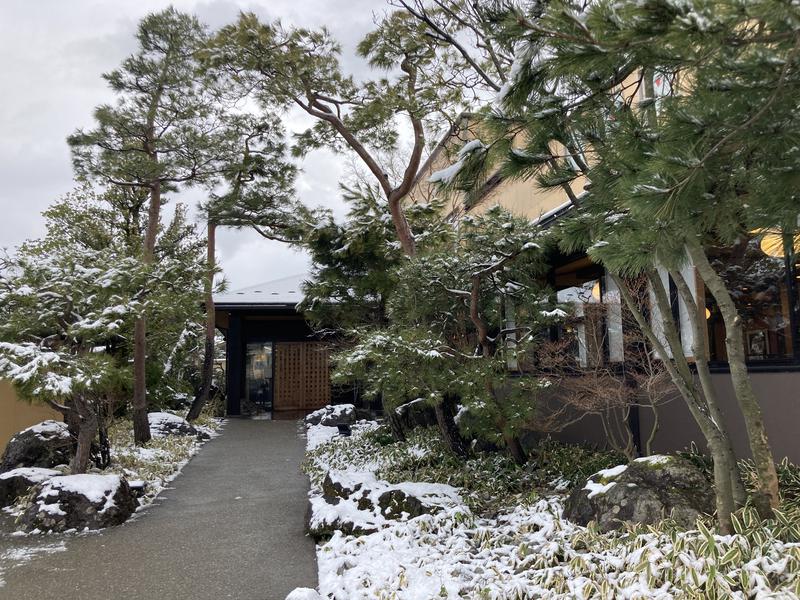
[387,196,416,257]
[434,393,468,458]
[503,433,527,466]
[670,268,747,507]
[387,409,407,443]
[187,221,217,422]
[611,272,736,533]
[686,240,780,512]
[132,179,162,445]
[70,395,98,474]
[132,316,151,445]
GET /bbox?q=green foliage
[680,443,800,511]
[69,8,236,193]
[527,436,625,490]
[208,10,464,160]
[333,206,564,447]
[0,187,206,412]
[464,0,800,273]
[203,112,303,242]
[0,221,141,405]
[299,184,404,330]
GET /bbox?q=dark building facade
[214,275,330,419]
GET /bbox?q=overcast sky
[0,0,388,290]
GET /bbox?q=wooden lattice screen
[273,342,331,417]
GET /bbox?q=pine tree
[69,9,237,444]
[442,0,800,527]
[207,9,480,256]
[0,212,142,473]
[187,114,300,421]
[335,206,563,463]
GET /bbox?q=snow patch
[39,474,122,514]
[634,455,672,466]
[583,479,617,499]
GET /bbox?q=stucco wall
[0,380,61,453]
[538,371,800,464]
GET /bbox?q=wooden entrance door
[273,342,330,417]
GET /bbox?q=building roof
[214,273,308,309]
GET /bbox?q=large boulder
[148,412,205,439]
[20,473,138,532]
[377,488,427,519]
[304,404,357,427]
[563,455,714,531]
[0,467,62,506]
[309,470,463,540]
[0,421,73,473]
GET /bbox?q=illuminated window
[705,232,799,363]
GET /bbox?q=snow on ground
[305,424,340,452]
[0,541,66,588]
[300,416,800,599]
[309,469,463,535]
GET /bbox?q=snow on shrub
[305,422,800,598]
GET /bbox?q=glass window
[245,341,273,412]
[705,232,798,363]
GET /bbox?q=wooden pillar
[227,313,243,416]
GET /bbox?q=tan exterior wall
[407,117,578,221]
[0,380,61,453]
[470,176,576,219]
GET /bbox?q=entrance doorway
[245,341,273,415]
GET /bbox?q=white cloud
[0,0,386,288]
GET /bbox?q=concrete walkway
[0,419,317,600]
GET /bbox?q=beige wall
[0,380,61,453]
[407,117,578,221]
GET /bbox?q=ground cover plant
[303,419,800,599]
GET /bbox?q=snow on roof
[214,273,308,307]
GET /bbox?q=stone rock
[563,455,714,531]
[21,473,138,532]
[0,467,61,506]
[321,471,374,511]
[322,470,364,501]
[377,488,430,519]
[128,479,148,500]
[148,412,199,438]
[0,421,73,473]
[308,470,463,540]
[304,404,356,427]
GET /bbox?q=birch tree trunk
[611,272,736,533]
[686,239,779,513]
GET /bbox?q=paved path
[0,419,317,600]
